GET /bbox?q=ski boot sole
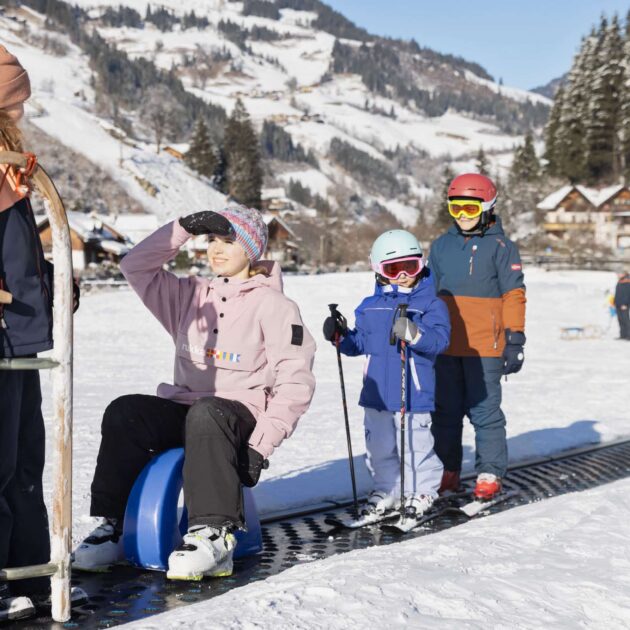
[166,558,233,581]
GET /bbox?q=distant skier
[0,46,80,621]
[614,270,630,340]
[428,173,526,500]
[323,230,450,523]
[73,206,315,581]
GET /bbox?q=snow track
[12,438,630,628]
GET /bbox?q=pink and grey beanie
[217,204,268,262]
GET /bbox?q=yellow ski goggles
[447,199,484,219]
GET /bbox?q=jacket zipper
[492,312,498,349]
[469,244,478,276]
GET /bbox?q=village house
[38,211,131,272]
[538,184,630,253]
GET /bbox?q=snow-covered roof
[538,184,627,210]
[38,211,127,243]
[99,239,130,256]
[262,187,287,201]
[537,185,574,210]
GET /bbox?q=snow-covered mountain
[0,0,551,231]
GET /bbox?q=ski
[326,491,471,531]
[382,490,520,533]
[448,490,520,518]
[324,509,399,529]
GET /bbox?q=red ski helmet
[447,173,498,230]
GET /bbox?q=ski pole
[328,303,359,516]
[391,303,408,517]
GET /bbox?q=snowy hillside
[0,0,550,228]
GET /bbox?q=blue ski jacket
[339,270,451,413]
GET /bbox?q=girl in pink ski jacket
[75,206,316,580]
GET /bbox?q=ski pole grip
[328,303,338,315]
[0,289,12,305]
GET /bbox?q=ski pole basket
[0,151,74,623]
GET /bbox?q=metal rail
[0,151,74,623]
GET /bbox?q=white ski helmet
[369,229,423,273]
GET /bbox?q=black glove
[502,329,525,375]
[179,211,234,237]
[72,278,80,313]
[237,447,269,487]
[323,308,348,342]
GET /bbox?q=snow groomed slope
[11,438,630,628]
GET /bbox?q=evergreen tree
[223,99,262,207]
[619,10,630,179]
[432,165,455,232]
[543,85,564,177]
[556,33,596,182]
[475,147,489,175]
[584,16,624,183]
[511,133,540,183]
[185,118,217,178]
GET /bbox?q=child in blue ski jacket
[323,230,450,522]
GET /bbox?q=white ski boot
[167,525,236,581]
[362,490,397,517]
[0,594,35,622]
[402,494,434,520]
[72,519,125,572]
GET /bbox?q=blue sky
[324,1,630,89]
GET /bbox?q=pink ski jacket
[120,220,316,459]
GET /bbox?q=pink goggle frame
[372,256,424,280]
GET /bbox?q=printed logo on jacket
[182,342,241,363]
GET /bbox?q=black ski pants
[90,394,256,529]
[617,306,630,339]
[0,370,50,597]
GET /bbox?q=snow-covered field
[39,266,629,628]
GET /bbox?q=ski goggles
[374,256,424,280]
[448,199,484,219]
[447,196,496,220]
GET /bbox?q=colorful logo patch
[206,348,241,363]
[511,263,522,271]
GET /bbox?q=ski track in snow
[36,267,630,628]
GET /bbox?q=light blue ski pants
[363,408,443,499]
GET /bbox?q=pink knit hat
[214,205,268,262]
[0,45,31,110]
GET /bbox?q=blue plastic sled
[123,448,262,571]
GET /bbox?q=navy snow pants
[0,370,50,597]
[431,355,507,478]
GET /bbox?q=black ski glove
[502,329,526,375]
[237,447,269,488]
[179,211,234,237]
[323,308,348,342]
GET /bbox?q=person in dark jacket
[0,45,78,622]
[614,271,630,340]
[428,173,526,501]
[323,229,450,522]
